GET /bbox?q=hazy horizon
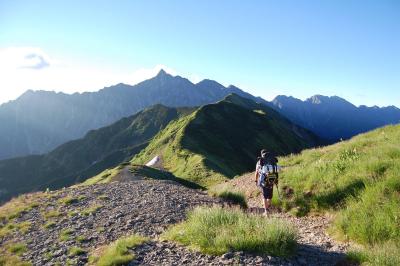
[1,69,399,109]
[1,1,399,107]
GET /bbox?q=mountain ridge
[269,94,400,140]
[0,104,194,202]
[0,70,266,160]
[1,69,399,159]
[131,94,322,187]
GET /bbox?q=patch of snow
[145,155,160,167]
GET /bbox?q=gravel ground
[1,168,350,266]
[2,178,220,265]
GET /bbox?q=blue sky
[0,0,399,107]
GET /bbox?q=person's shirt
[256,160,262,175]
[256,159,268,175]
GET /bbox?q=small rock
[255,256,264,263]
[53,249,63,257]
[222,252,234,260]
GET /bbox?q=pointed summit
[306,95,355,109]
[156,69,168,77]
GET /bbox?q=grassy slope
[277,124,400,264]
[0,105,194,202]
[162,206,297,257]
[132,94,321,187]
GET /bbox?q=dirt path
[2,165,350,265]
[221,173,350,265]
[120,166,350,265]
[248,206,348,265]
[123,166,350,265]
[113,166,144,181]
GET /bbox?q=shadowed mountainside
[270,95,400,141]
[132,94,322,186]
[0,105,194,202]
[0,70,264,160]
[1,70,398,160]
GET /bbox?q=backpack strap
[258,157,265,166]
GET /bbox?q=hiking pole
[275,182,282,201]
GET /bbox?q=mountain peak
[273,95,299,102]
[223,93,245,102]
[306,95,355,108]
[227,85,241,91]
[156,69,168,77]
[308,95,324,104]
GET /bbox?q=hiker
[255,149,279,215]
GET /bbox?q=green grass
[59,228,74,241]
[82,168,120,185]
[0,223,15,238]
[8,243,27,255]
[17,221,31,234]
[334,174,400,245]
[0,255,32,266]
[68,246,86,256]
[0,193,42,222]
[162,206,297,257]
[76,235,87,243]
[67,210,79,217]
[97,195,110,200]
[131,112,225,187]
[89,234,148,266]
[42,210,62,219]
[0,221,31,238]
[43,221,56,229]
[81,205,103,216]
[209,186,248,209]
[58,196,79,205]
[131,95,319,188]
[347,241,400,266]
[279,125,400,215]
[276,125,400,261]
[77,195,86,201]
[0,242,31,266]
[217,191,248,209]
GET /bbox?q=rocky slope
[1,177,220,265]
[1,167,349,266]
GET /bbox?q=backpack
[257,157,278,187]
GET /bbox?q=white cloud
[188,73,202,84]
[0,47,190,105]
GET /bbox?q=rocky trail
[2,178,219,265]
[248,207,349,266]
[0,167,350,265]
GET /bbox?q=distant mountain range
[269,95,400,141]
[0,69,399,160]
[0,94,321,202]
[0,70,265,160]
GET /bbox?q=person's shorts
[261,185,273,199]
